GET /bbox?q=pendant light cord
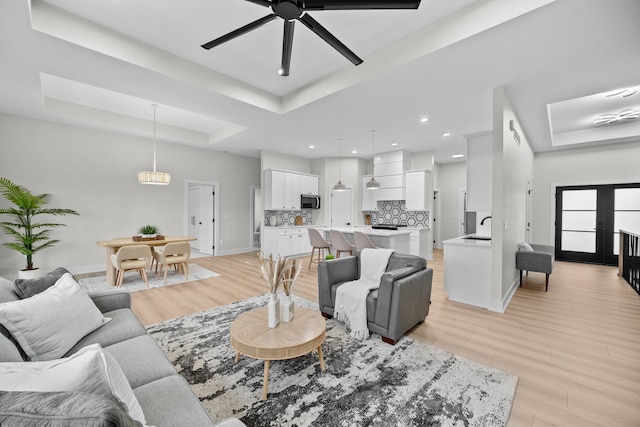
[152,104,158,173]
[338,138,343,181]
[371,130,376,179]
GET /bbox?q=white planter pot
[267,293,280,328]
[18,268,42,280]
[281,294,294,322]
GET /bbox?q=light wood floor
[131,249,640,426]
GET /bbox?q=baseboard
[217,247,256,256]
[488,277,519,313]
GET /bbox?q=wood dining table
[96,236,197,287]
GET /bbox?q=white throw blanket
[334,248,395,339]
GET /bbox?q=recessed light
[308,145,314,149]
[351,150,357,154]
[420,117,429,123]
[452,154,464,158]
[443,132,451,137]
[391,142,398,147]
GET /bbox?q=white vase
[281,294,294,322]
[17,268,42,280]
[268,293,280,328]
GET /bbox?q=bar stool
[354,231,377,250]
[330,229,355,258]
[308,228,331,270]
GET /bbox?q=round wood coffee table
[229,305,326,400]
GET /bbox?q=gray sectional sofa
[0,274,244,427]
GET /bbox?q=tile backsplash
[264,209,313,226]
[366,200,429,228]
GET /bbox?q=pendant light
[333,138,347,192]
[138,104,171,185]
[366,130,380,190]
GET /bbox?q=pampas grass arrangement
[257,252,302,295]
[281,258,302,297]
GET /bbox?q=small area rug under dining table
[146,294,518,426]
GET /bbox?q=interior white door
[330,188,352,227]
[188,187,198,250]
[198,185,214,255]
[525,179,532,242]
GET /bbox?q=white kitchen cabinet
[443,236,491,309]
[285,173,301,210]
[262,227,281,256]
[278,233,291,255]
[361,175,378,211]
[405,169,432,211]
[300,174,319,195]
[262,227,310,257]
[265,170,318,210]
[291,228,310,254]
[466,132,492,212]
[408,228,430,259]
[264,170,286,210]
[372,150,409,201]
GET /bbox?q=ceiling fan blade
[280,20,295,76]
[303,0,420,11]
[201,14,277,50]
[298,14,362,66]
[244,0,272,7]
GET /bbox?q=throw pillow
[14,267,71,299]
[0,343,147,425]
[518,242,534,251]
[0,273,110,361]
[0,390,143,427]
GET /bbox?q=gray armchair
[516,243,555,291]
[318,251,433,345]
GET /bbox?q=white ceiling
[1,0,639,164]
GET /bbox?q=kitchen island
[313,226,411,254]
[442,235,492,309]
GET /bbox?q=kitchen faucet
[480,216,492,225]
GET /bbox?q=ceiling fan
[201,0,421,76]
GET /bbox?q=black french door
[555,183,640,266]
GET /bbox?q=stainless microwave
[301,195,321,209]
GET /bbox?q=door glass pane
[562,211,596,231]
[615,188,640,210]
[563,190,597,210]
[614,212,640,232]
[562,231,596,252]
[614,188,640,255]
[561,189,597,253]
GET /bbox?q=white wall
[436,162,467,244]
[532,139,640,245]
[0,113,260,276]
[491,87,535,312]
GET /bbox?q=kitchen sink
[463,236,492,241]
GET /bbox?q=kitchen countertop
[314,226,412,237]
[443,234,492,247]
[264,225,318,228]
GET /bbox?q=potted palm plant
[0,177,79,278]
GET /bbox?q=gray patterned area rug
[147,295,518,426]
[79,264,219,292]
